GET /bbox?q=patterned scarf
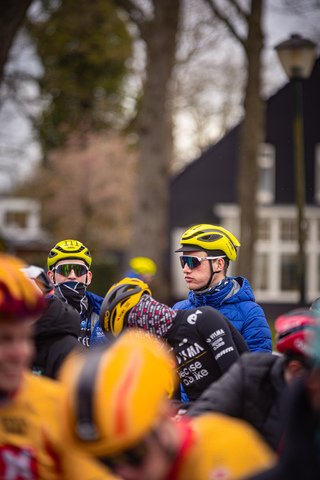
[54,281,88,316]
[128,295,177,337]
[194,277,230,296]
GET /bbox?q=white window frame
[211,204,320,304]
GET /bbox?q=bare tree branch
[111,0,151,39]
[228,0,249,21]
[204,0,246,47]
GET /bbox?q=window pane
[253,253,268,290]
[281,254,298,290]
[280,219,297,242]
[5,211,27,228]
[260,167,272,192]
[257,143,275,204]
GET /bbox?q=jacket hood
[34,296,81,339]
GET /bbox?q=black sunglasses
[179,255,225,270]
[53,263,88,277]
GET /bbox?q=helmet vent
[200,234,223,242]
[277,324,309,340]
[56,245,85,254]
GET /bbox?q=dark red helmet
[0,254,45,321]
[275,308,319,358]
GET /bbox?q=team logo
[187,309,203,325]
[176,342,205,364]
[0,445,38,479]
[103,310,110,331]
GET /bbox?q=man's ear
[216,257,226,270]
[287,359,307,380]
[220,257,226,267]
[47,270,54,283]
[86,270,92,286]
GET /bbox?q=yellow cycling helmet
[175,224,241,261]
[129,257,157,275]
[100,277,151,341]
[47,239,92,270]
[0,254,45,320]
[58,330,178,457]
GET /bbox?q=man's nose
[67,268,77,279]
[182,262,191,272]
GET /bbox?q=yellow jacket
[0,370,116,480]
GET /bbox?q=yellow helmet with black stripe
[100,277,151,341]
[58,330,178,457]
[175,224,240,261]
[47,239,92,270]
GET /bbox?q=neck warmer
[128,295,177,337]
[194,277,230,297]
[54,281,88,316]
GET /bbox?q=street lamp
[275,34,316,306]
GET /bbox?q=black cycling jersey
[164,306,249,401]
[127,296,250,401]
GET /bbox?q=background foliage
[26,0,134,152]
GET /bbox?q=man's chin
[0,370,23,393]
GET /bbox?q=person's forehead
[55,260,86,267]
[0,319,33,334]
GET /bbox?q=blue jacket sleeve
[173,298,193,310]
[240,303,273,353]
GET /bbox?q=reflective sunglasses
[53,263,88,277]
[99,438,149,469]
[179,255,226,270]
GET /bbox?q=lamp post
[275,34,316,306]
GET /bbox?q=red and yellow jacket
[0,370,116,480]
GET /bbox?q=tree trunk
[0,0,33,82]
[236,0,265,283]
[128,0,180,302]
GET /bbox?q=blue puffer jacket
[173,277,272,353]
[86,291,110,347]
